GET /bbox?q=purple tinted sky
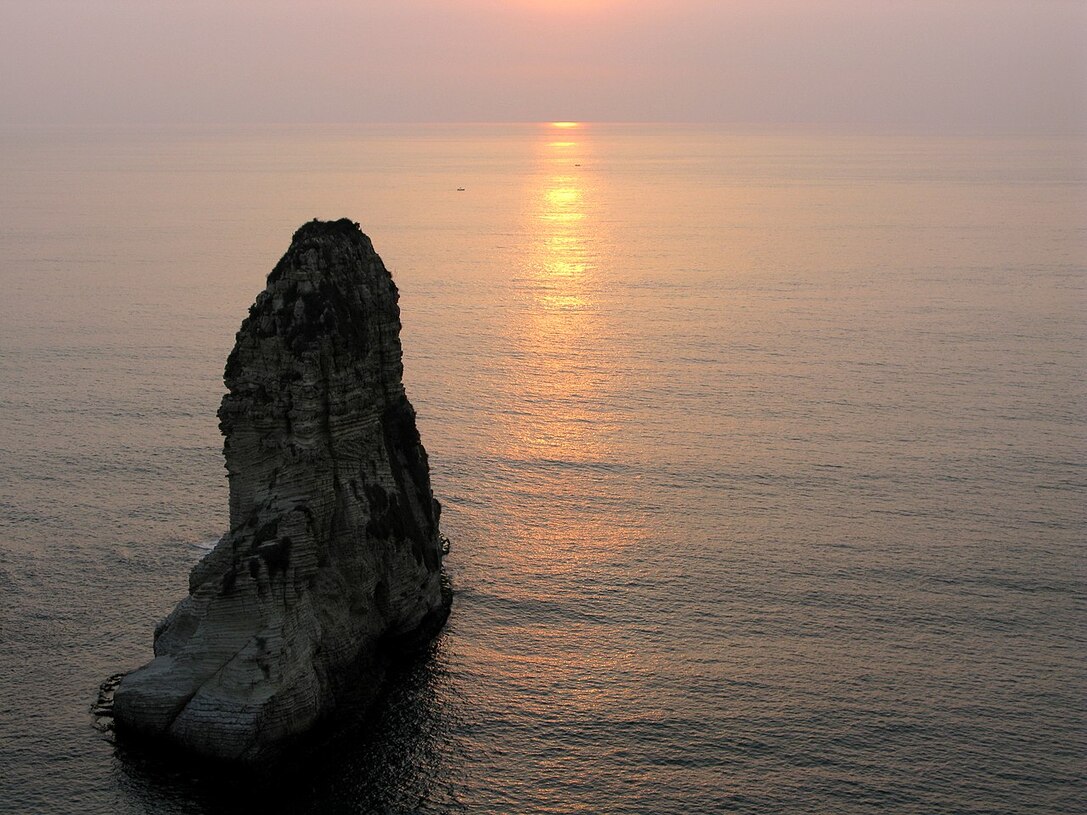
[1,0,1083,130]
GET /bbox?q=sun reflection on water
[494,125,639,567]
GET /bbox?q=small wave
[191,538,220,551]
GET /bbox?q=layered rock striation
[113,219,448,762]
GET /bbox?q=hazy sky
[1,0,1084,130]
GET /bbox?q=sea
[0,123,1083,814]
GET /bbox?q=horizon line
[1,120,1084,138]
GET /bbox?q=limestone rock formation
[112,219,449,762]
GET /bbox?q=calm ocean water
[0,123,1083,814]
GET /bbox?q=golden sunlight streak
[541,184,586,223]
[488,125,642,573]
[504,133,606,496]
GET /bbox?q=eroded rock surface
[113,219,448,762]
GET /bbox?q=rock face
[113,219,448,763]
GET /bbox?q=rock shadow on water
[96,583,461,815]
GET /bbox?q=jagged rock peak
[112,219,449,764]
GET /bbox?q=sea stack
[112,219,449,762]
